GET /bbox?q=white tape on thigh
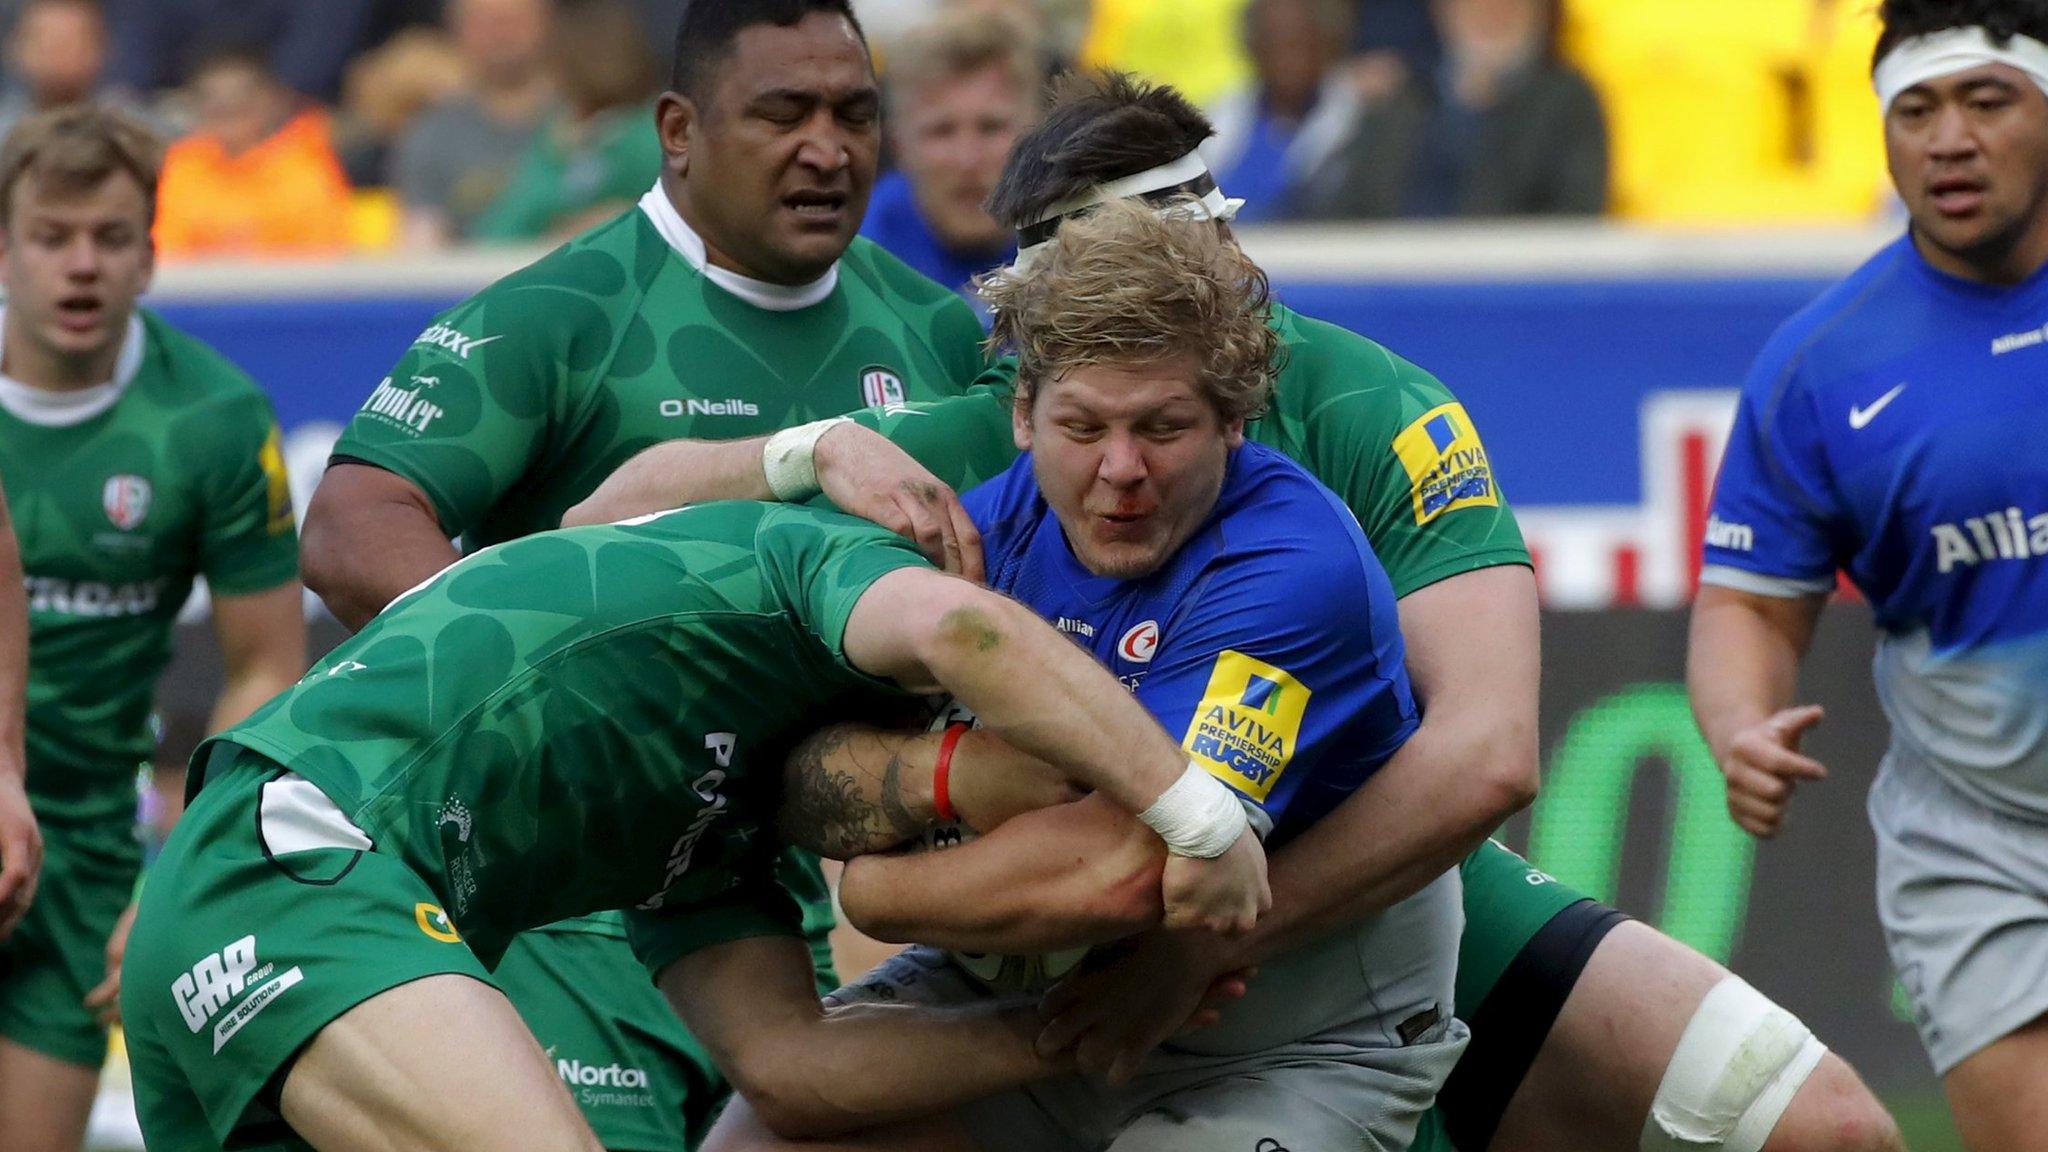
[1641,975,1828,1152]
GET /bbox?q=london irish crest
[102,474,151,530]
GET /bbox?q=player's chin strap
[1874,26,2048,112]
[1640,975,1829,1152]
[1006,149,1245,277]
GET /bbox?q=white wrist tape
[1138,763,1249,859]
[762,417,851,502]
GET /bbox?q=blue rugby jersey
[963,440,1420,845]
[1703,235,2048,816]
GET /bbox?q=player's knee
[1760,1052,1904,1152]
[1641,975,1834,1152]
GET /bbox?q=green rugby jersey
[328,188,985,956]
[1,310,298,824]
[331,188,987,549]
[847,302,1530,598]
[202,503,928,968]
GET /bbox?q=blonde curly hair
[978,197,1280,422]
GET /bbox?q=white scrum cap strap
[1009,148,1244,276]
[1874,26,2048,111]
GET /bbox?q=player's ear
[1222,416,1244,447]
[1011,383,1033,451]
[655,92,695,179]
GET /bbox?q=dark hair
[669,0,865,101]
[1874,0,2048,69]
[0,103,163,229]
[987,71,1214,230]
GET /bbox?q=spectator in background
[0,0,101,121]
[390,0,557,248]
[1297,0,1606,219]
[152,46,353,259]
[862,5,1040,302]
[103,0,379,104]
[471,0,659,243]
[334,26,469,189]
[0,0,104,142]
[1351,0,1440,75]
[1199,0,1362,223]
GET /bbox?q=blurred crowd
[0,0,1892,264]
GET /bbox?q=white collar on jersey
[0,307,146,427]
[638,184,840,312]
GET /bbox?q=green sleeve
[624,874,803,979]
[193,390,300,595]
[931,292,989,385]
[328,293,560,537]
[1270,321,1529,599]
[758,510,934,665]
[839,371,1020,495]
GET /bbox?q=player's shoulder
[959,452,1047,568]
[1214,443,1381,588]
[1746,236,1921,404]
[838,235,962,307]
[837,237,982,344]
[1266,304,1457,426]
[437,208,658,336]
[133,309,268,413]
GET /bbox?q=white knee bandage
[1640,975,1828,1152]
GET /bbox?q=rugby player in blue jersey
[1690,3,2048,1149]
[689,198,1468,1151]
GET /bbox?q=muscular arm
[0,480,25,783]
[660,933,1059,1139]
[839,795,1164,952]
[0,480,37,940]
[207,582,308,733]
[844,570,1188,816]
[1686,584,1825,758]
[301,464,460,631]
[1687,584,1830,838]
[563,436,775,525]
[564,425,982,577]
[845,569,1265,934]
[777,723,1076,860]
[836,567,1539,966]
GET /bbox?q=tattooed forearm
[778,724,933,859]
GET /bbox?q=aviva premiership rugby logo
[1180,650,1309,802]
[102,474,151,530]
[860,365,906,409]
[1391,402,1498,526]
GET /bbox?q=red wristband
[932,722,969,823]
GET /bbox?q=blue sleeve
[1134,501,1419,844]
[1701,344,1842,597]
[961,453,1043,590]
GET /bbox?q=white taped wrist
[1139,763,1249,858]
[762,417,852,502]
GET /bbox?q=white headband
[1006,149,1244,276]
[1874,26,2048,112]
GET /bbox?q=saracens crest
[103,474,152,530]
